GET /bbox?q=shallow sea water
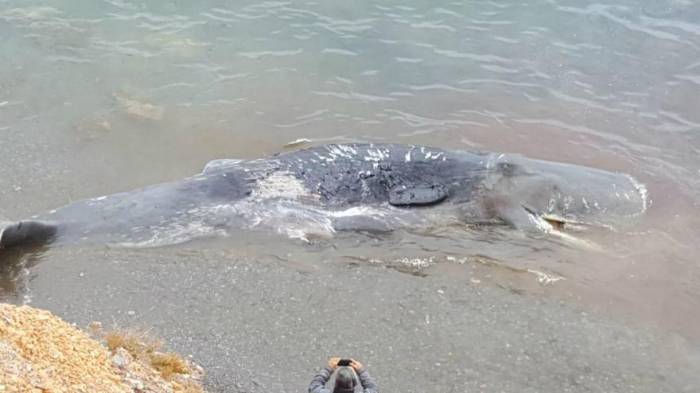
[1,0,699,343]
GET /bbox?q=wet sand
[20,245,700,392]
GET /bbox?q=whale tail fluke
[0,221,57,250]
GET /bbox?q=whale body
[0,144,648,249]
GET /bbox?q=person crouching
[308,357,378,393]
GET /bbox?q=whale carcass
[0,144,648,249]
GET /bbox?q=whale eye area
[497,162,517,176]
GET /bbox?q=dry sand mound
[0,304,205,393]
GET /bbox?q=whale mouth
[521,206,575,232]
[526,213,603,251]
[540,215,589,232]
[542,216,566,231]
[520,202,615,233]
[539,213,616,233]
[515,207,606,250]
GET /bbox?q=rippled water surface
[1,0,700,339]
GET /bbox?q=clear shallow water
[1,0,699,338]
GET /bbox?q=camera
[337,359,352,367]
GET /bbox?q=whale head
[485,154,649,233]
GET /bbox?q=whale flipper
[389,184,448,207]
[0,221,57,249]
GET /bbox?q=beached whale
[0,143,648,249]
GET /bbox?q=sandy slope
[0,304,204,393]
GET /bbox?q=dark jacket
[308,366,378,393]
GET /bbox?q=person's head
[332,366,357,393]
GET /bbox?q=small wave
[117,222,228,248]
[410,21,456,32]
[239,49,303,59]
[674,74,700,86]
[395,57,424,63]
[322,48,359,56]
[384,109,488,129]
[312,91,395,103]
[557,4,696,48]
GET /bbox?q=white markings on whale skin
[203,159,243,172]
[364,148,388,162]
[562,195,574,211]
[625,174,650,214]
[424,151,444,160]
[484,152,508,170]
[314,152,334,163]
[581,197,589,209]
[325,144,358,159]
[253,171,318,201]
[242,168,405,241]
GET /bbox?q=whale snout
[495,156,650,231]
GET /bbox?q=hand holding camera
[328,357,363,371]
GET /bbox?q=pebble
[125,377,144,391]
[111,348,131,369]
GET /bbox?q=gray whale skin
[0,143,648,249]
